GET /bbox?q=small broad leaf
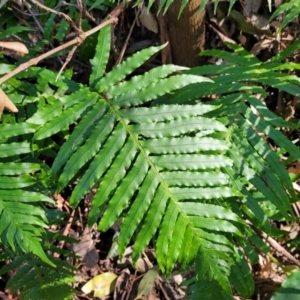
[134,266,159,300]
[82,272,118,298]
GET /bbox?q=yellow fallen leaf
[0,41,29,54]
[0,88,18,119]
[81,272,117,298]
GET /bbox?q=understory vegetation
[0,0,300,299]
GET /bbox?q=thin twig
[30,0,80,33]
[56,45,78,81]
[261,231,300,267]
[24,1,44,34]
[77,0,83,31]
[247,220,300,267]
[115,6,142,65]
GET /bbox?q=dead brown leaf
[0,88,18,119]
[139,6,158,33]
[250,39,274,55]
[73,226,99,269]
[0,41,29,55]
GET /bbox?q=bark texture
[165,0,205,67]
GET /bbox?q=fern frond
[51,101,107,175]
[161,41,300,296]
[34,88,98,140]
[97,44,166,91]
[229,248,254,298]
[175,44,300,223]
[195,248,233,298]
[109,64,188,97]
[0,187,54,266]
[269,0,300,33]
[24,38,243,286]
[0,253,75,300]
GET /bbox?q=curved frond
[0,253,75,300]
[0,191,54,266]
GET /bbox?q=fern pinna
[25,25,243,298]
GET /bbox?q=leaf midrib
[104,95,210,237]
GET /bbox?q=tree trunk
[164,0,205,67]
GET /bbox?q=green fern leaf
[229,248,254,298]
[269,0,300,32]
[109,64,188,97]
[0,197,54,266]
[43,11,56,39]
[52,101,107,175]
[165,214,187,274]
[120,102,217,122]
[69,124,127,206]
[0,175,36,189]
[57,112,115,191]
[0,189,54,203]
[34,89,98,141]
[117,172,159,255]
[26,98,63,125]
[196,249,232,298]
[132,185,168,263]
[0,163,41,176]
[178,227,199,267]
[112,74,212,107]
[54,19,69,41]
[0,142,33,158]
[98,153,148,230]
[161,171,229,186]
[241,103,300,160]
[199,47,260,66]
[141,136,228,154]
[0,254,75,299]
[271,40,300,62]
[152,154,232,170]
[15,41,248,296]
[97,44,166,92]
[88,141,138,226]
[156,201,179,272]
[247,95,299,129]
[0,123,37,139]
[90,24,111,87]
